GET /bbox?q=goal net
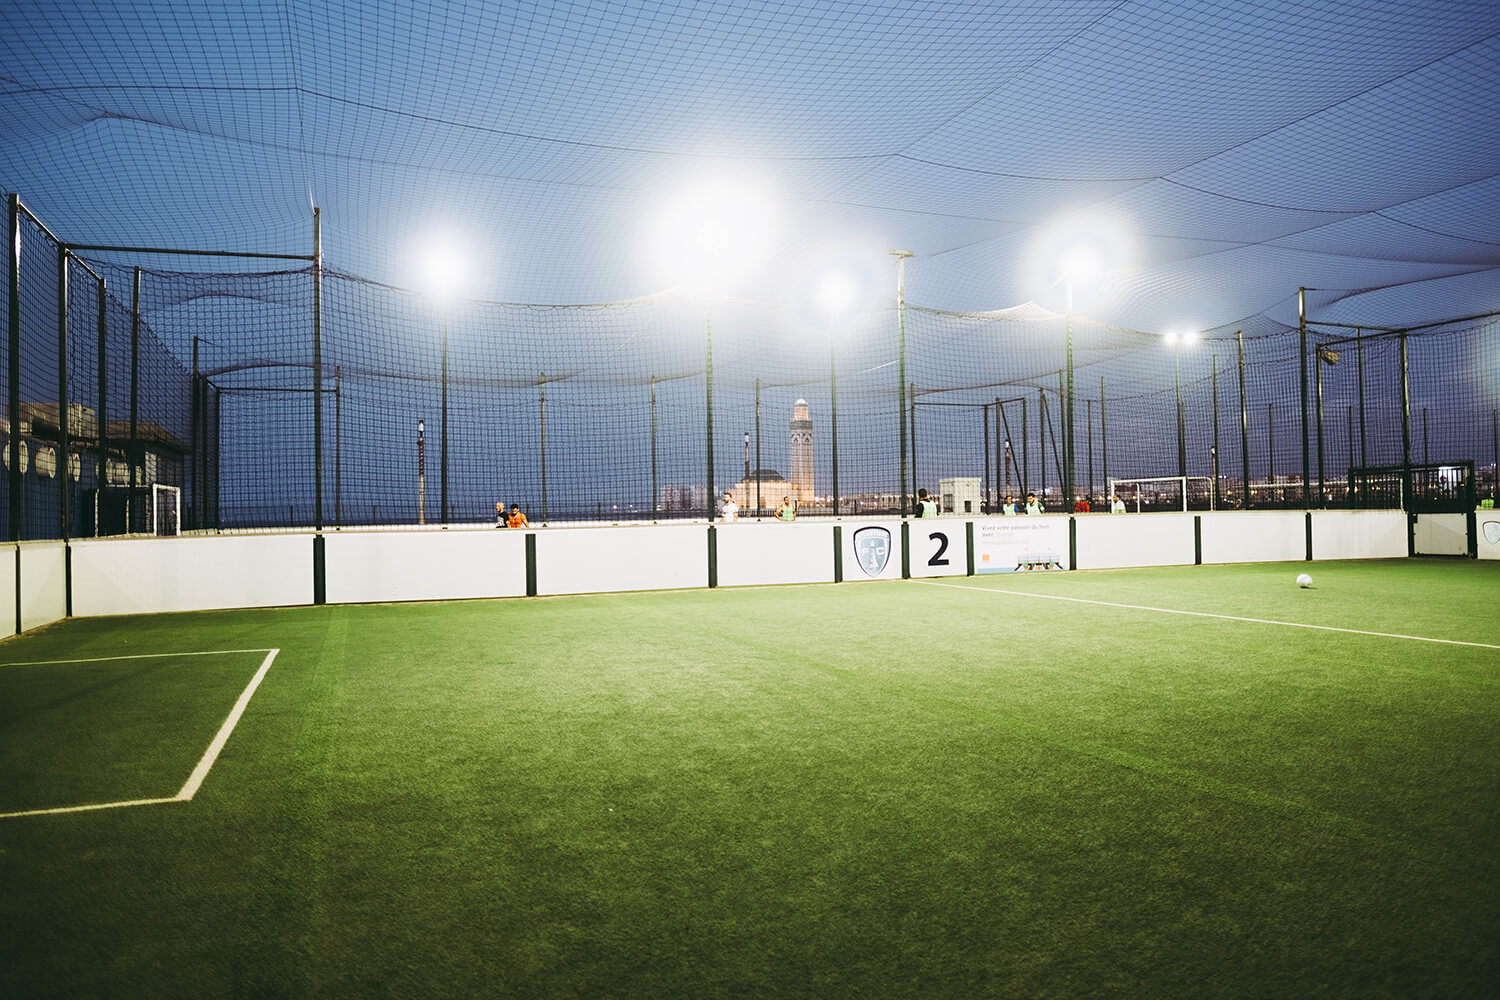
[1108,476,1217,512]
[151,484,181,536]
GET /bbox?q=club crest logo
[852,526,892,577]
[1483,520,1500,545]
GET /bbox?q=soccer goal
[1108,475,1217,512]
[151,484,181,536]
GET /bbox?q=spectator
[1026,492,1043,515]
[776,495,797,522]
[1111,493,1126,513]
[506,504,529,528]
[1074,495,1091,513]
[720,490,739,523]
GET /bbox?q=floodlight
[417,236,467,300]
[642,169,780,291]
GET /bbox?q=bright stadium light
[1165,327,1199,478]
[642,169,781,292]
[417,235,467,301]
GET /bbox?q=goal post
[151,484,181,536]
[1108,475,1217,512]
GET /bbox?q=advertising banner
[975,518,1068,573]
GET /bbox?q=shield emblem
[852,526,892,577]
[1483,520,1500,545]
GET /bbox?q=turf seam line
[916,581,1500,650]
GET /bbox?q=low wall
[0,508,1449,633]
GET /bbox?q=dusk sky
[3,0,1497,337]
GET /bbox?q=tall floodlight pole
[705,298,714,521]
[890,250,913,516]
[1167,329,1195,481]
[830,333,839,516]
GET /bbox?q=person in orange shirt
[506,504,529,528]
[1074,495,1091,513]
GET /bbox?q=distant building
[940,477,982,515]
[660,483,707,514]
[789,398,813,502]
[727,469,793,516]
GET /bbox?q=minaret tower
[789,398,814,501]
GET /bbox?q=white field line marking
[176,648,278,800]
[917,580,1500,650]
[1,648,275,667]
[0,648,280,820]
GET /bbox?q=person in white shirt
[720,490,739,523]
[1111,494,1126,513]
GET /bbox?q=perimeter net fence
[5,208,1498,536]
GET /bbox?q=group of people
[994,492,1127,514]
[720,492,799,523]
[494,502,528,527]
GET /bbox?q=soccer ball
[1296,573,1312,588]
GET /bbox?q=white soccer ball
[1296,573,1312,588]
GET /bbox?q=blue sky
[3,0,1497,335]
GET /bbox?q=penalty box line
[0,648,280,820]
[916,581,1500,650]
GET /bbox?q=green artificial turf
[1,559,1496,998]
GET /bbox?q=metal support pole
[706,301,714,521]
[1021,397,1029,497]
[58,244,71,539]
[1064,304,1074,509]
[1316,350,1326,505]
[95,273,107,534]
[830,340,839,516]
[909,382,917,505]
[1100,377,1108,502]
[982,402,990,513]
[754,377,762,514]
[190,335,199,529]
[439,304,448,524]
[1211,358,1220,510]
[313,207,323,531]
[994,397,1003,503]
[650,376,658,521]
[7,194,20,542]
[334,365,341,526]
[1356,329,1367,466]
[1237,331,1249,510]
[129,267,140,533]
[1174,344,1185,480]
[891,250,912,517]
[1086,397,1094,506]
[1267,403,1275,505]
[540,373,547,524]
[417,418,425,524]
[1399,333,1411,471]
[1298,287,1310,509]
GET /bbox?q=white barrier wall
[324,528,528,604]
[1414,513,1469,556]
[716,522,834,587]
[70,534,313,616]
[909,520,968,578]
[19,541,67,632]
[536,523,708,595]
[0,545,15,633]
[1480,511,1500,561]
[1200,511,1306,564]
[1075,512,1196,569]
[1313,510,1408,560]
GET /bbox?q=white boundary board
[536,523,708,595]
[1200,511,1305,563]
[1074,511,1195,569]
[71,534,312,616]
[19,541,67,632]
[323,528,527,603]
[716,522,834,587]
[1478,513,1500,561]
[909,519,968,578]
[1312,510,1408,560]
